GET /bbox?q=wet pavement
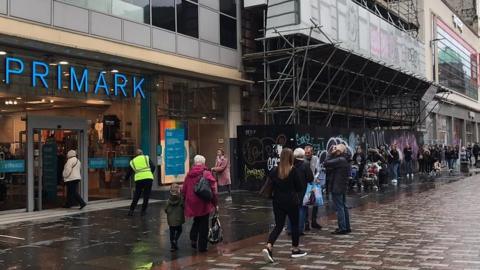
[0,172,474,270]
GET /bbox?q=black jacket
[473,144,480,155]
[388,149,400,163]
[403,147,413,162]
[325,156,350,194]
[294,159,314,197]
[270,166,303,206]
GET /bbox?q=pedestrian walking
[417,147,425,174]
[165,183,185,252]
[304,145,322,230]
[62,150,86,209]
[125,149,155,217]
[403,144,413,179]
[388,143,400,184]
[473,143,480,165]
[182,155,218,253]
[287,148,313,235]
[262,148,307,263]
[324,144,351,235]
[211,148,232,202]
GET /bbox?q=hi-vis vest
[130,155,154,182]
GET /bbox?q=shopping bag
[303,182,324,206]
[208,212,223,244]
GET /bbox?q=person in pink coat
[212,148,232,201]
[182,155,218,252]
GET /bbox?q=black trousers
[129,179,153,213]
[66,180,86,207]
[190,214,210,251]
[268,201,300,247]
[169,226,183,244]
[305,206,319,225]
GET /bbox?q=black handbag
[194,175,213,202]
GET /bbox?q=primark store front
[0,43,232,213]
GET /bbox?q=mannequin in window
[95,118,104,143]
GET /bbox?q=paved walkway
[161,174,480,270]
[0,173,472,269]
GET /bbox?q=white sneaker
[225,196,232,202]
[262,248,274,263]
[392,179,398,184]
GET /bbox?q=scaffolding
[354,0,420,37]
[243,23,433,129]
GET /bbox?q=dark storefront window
[220,15,237,49]
[156,76,227,184]
[220,0,236,17]
[436,19,478,100]
[152,0,176,31]
[176,0,199,38]
[58,0,150,24]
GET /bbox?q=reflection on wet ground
[0,173,465,269]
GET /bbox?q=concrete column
[463,119,467,145]
[226,85,242,188]
[476,122,479,143]
[450,116,455,145]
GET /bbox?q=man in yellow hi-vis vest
[125,149,156,217]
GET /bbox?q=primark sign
[3,57,147,99]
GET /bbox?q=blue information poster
[165,128,185,176]
[113,157,131,168]
[88,158,108,169]
[0,160,25,173]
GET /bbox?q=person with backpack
[182,155,218,253]
[125,149,156,217]
[262,148,307,263]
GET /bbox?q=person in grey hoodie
[62,150,86,209]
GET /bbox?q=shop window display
[0,46,143,209]
[156,76,227,184]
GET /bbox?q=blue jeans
[447,159,454,170]
[287,206,307,234]
[405,160,413,175]
[332,193,350,231]
[390,161,399,180]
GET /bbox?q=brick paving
[167,175,480,270]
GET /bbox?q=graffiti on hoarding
[244,166,265,181]
[295,133,325,154]
[241,135,288,166]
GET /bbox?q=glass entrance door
[27,116,89,212]
[33,129,82,210]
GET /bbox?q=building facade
[419,0,480,146]
[0,0,244,213]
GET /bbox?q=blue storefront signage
[88,158,108,169]
[113,157,131,168]
[0,160,25,173]
[165,129,185,176]
[4,57,146,99]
